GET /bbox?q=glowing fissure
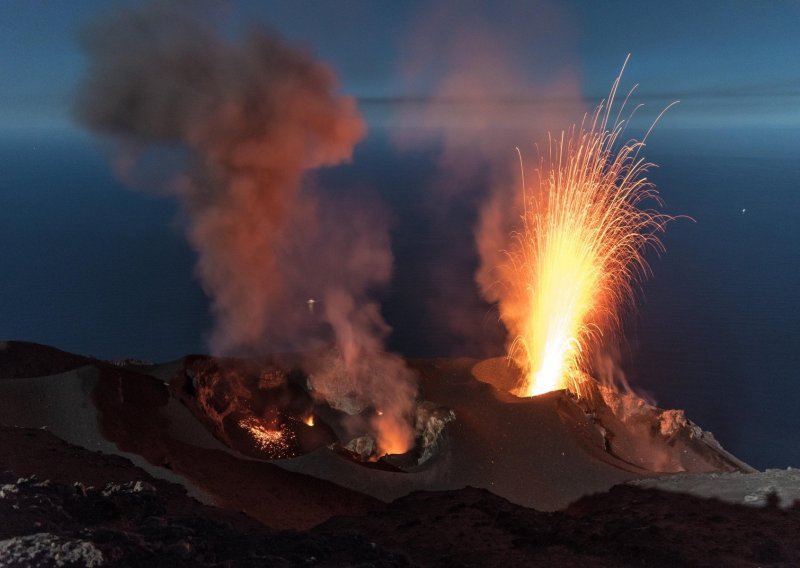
[502,65,674,397]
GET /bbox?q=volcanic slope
[0,341,751,520]
[0,341,380,529]
[272,356,750,510]
[1,425,798,567]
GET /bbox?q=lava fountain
[499,64,676,397]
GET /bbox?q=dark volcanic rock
[0,532,104,567]
[90,363,381,529]
[318,486,800,567]
[0,341,95,379]
[171,355,340,459]
[2,426,798,567]
[0,472,409,567]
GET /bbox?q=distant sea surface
[1,125,798,470]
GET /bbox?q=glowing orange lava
[501,63,674,397]
[239,417,294,457]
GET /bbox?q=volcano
[0,341,755,512]
[2,340,800,565]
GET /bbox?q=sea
[1,123,798,470]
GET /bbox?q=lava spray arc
[499,61,677,397]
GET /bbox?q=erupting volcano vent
[173,355,454,466]
[496,64,675,397]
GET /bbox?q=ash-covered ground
[1,341,799,567]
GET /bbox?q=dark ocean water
[0,126,798,470]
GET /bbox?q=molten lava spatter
[239,417,296,458]
[502,65,674,397]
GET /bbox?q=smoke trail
[290,193,418,454]
[76,1,416,453]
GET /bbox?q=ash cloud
[76,0,416,453]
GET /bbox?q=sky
[0,0,798,131]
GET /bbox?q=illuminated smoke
[76,1,416,454]
[75,0,363,353]
[297,195,418,454]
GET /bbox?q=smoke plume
[76,1,416,453]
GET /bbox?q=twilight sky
[1,0,798,131]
